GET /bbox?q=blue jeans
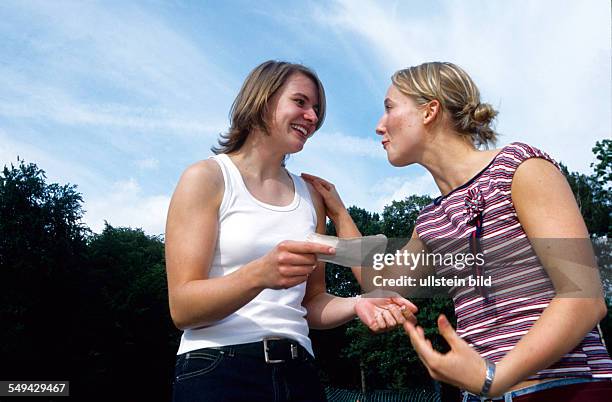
[461,377,611,401]
[172,346,327,402]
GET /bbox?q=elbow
[170,307,189,331]
[170,303,215,330]
[596,297,609,323]
[169,297,195,331]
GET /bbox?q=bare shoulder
[511,157,587,237]
[172,159,224,211]
[182,159,223,187]
[511,157,565,197]
[304,179,324,213]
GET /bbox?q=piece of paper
[306,233,388,267]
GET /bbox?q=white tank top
[177,154,318,356]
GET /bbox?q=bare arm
[403,158,607,396]
[301,173,433,294]
[165,160,262,329]
[302,182,360,329]
[302,181,417,330]
[489,157,607,394]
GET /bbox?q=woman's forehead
[283,73,318,98]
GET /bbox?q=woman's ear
[423,100,440,125]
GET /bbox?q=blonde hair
[212,60,326,154]
[391,62,497,147]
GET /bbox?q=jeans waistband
[198,338,312,364]
[461,377,609,401]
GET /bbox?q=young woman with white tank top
[165,61,418,402]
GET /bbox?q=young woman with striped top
[303,62,611,401]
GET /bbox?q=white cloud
[306,131,385,159]
[0,128,105,189]
[84,178,170,236]
[370,173,440,213]
[318,0,611,173]
[0,1,234,138]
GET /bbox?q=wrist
[352,294,362,315]
[486,360,513,397]
[241,259,267,292]
[479,359,496,397]
[333,211,361,237]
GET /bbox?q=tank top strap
[208,154,238,218]
[289,172,317,224]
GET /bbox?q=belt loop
[291,343,298,359]
[263,337,285,364]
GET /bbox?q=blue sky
[1,0,610,236]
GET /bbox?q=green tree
[340,195,458,392]
[0,160,88,380]
[382,195,433,237]
[591,139,611,191]
[0,160,179,401]
[83,223,178,400]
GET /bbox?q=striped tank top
[414,142,612,379]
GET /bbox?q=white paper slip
[306,233,388,267]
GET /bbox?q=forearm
[490,297,607,395]
[332,211,361,238]
[170,261,264,330]
[304,292,359,330]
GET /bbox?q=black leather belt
[208,337,311,364]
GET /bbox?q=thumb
[437,314,461,348]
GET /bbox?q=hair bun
[473,102,497,125]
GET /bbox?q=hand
[403,315,488,395]
[301,173,347,222]
[255,241,335,290]
[355,291,418,333]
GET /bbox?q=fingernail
[329,247,336,254]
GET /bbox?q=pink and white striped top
[415,142,612,379]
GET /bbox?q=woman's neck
[419,132,497,196]
[228,130,286,182]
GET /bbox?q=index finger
[301,173,333,188]
[403,322,441,365]
[300,173,324,181]
[284,240,336,255]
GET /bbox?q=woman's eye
[295,99,305,106]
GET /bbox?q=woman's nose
[304,108,318,124]
[375,117,386,136]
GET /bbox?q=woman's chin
[387,153,410,167]
[287,143,305,154]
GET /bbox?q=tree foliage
[0,161,178,401]
[0,160,88,380]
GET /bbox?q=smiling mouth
[291,124,309,141]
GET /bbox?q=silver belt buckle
[263,337,285,363]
